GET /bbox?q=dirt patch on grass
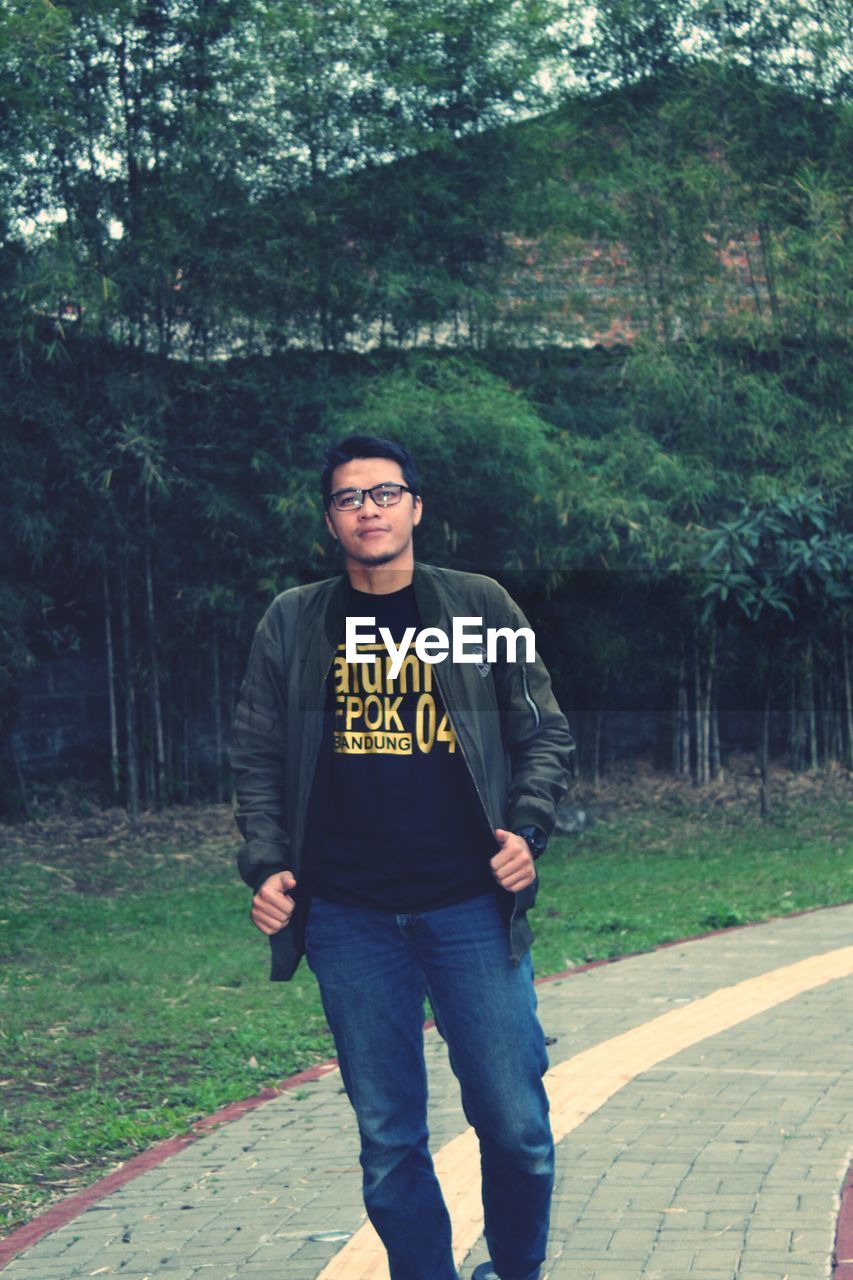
[0,804,239,891]
[1,765,850,883]
[564,756,852,829]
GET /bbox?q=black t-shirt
[305,583,495,911]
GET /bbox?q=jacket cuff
[508,802,556,839]
[237,843,292,893]
[246,865,290,894]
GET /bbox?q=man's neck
[346,565,415,595]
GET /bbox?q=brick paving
[2,904,851,1280]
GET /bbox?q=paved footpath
[2,905,852,1280]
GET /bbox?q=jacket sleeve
[492,587,575,838]
[228,613,292,892]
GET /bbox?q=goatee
[351,549,400,568]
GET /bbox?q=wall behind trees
[1,0,850,816]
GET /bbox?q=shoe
[471,1266,541,1280]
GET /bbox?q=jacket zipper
[502,663,542,963]
[433,665,524,966]
[521,662,541,728]
[296,652,337,869]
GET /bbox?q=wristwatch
[514,824,548,860]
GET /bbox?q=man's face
[325,457,422,571]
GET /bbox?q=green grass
[0,785,850,1235]
[532,804,852,974]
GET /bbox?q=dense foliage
[1,0,850,814]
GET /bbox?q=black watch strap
[514,824,548,859]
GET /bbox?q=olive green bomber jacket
[228,563,575,980]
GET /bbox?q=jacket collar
[323,573,350,647]
[323,562,443,646]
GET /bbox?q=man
[229,435,574,1280]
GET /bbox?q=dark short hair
[321,434,420,508]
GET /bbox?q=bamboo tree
[701,493,853,814]
[759,655,773,819]
[102,561,120,800]
[693,631,704,785]
[805,641,819,770]
[674,648,691,778]
[701,660,717,778]
[1,1,849,814]
[143,483,167,806]
[212,616,224,805]
[118,544,139,820]
[842,615,853,770]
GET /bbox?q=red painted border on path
[0,1060,339,1270]
[834,1164,853,1280]
[1,900,850,1270]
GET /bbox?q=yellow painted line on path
[314,944,853,1280]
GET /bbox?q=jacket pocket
[232,705,276,734]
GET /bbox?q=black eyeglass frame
[327,483,417,512]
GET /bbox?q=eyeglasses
[328,483,415,512]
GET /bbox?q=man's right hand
[251,871,297,935]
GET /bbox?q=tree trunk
[143,699,155,807]
[741,230,765,318]
[832,688,843,765]
[814,660,824,768]
[692,639,700,783]
[674,651,690,778]
[119,548,139,821]
[228,626,242,797]
[180,663,191,803]
[144,486,167,806]
[591,707,603,790]
[709,629,721,779]
[103,564,120,800]
[842,617,853,770]
[213,618,224,803]
[9,737,30,819]
[805,641,819,769]
[700,625,714,784]
[710,689,722,780]
[693,632,710,786]
[759,678,771,819]
[164,717,174,805]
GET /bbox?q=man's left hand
[490,828,536,892]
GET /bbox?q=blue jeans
[304,892,554,1280]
